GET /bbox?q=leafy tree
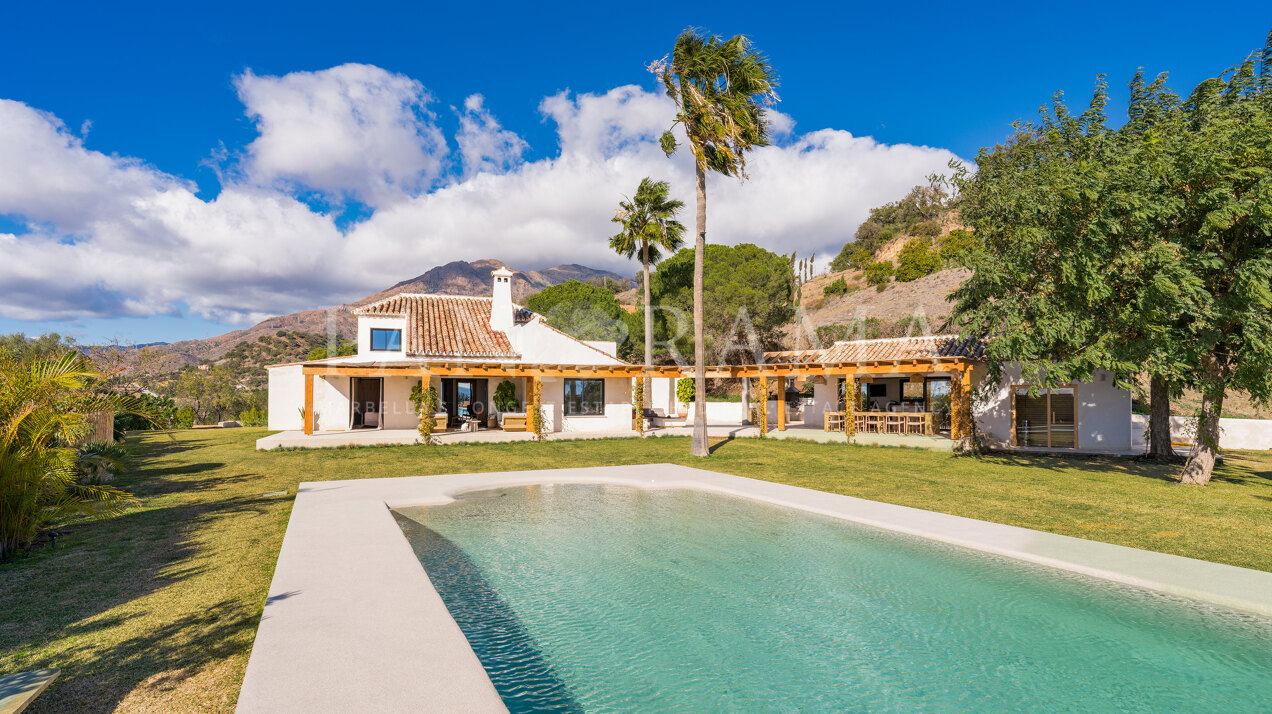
[610,176,686,391]
[864,260,894,288]
[823,277,848,297]
[0,333,78,363]
[937,229,977,267]
[952,31,1272,484]
[655,28,778,457]
[830,244,874,272]
[894,239,941,282]
[650,244,794,364]
[306,342,357,360]
[526,281,640,359]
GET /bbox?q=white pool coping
[237,463,1272,713]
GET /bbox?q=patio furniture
[823,411,845,432]
[500,413,528,432]
[885,414,905,434]
[432,413,448,432]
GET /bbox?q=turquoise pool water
[393,484,1272,712]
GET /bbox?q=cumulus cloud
[234,63,447,206]
[0,70,963,327]
[455,94,528,177]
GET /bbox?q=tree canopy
[951,30,1272,484]
[650,243,793,363]
[525,281,641,360]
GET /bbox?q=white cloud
[234,64,447,206]
[0,72,964,327]
[455,94,528,177]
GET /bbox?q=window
[563,378,605,416]
[369,328,401,351]
[1013,387,1077,448]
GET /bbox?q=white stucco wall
[267,365,304,431]
[1131,414,1272,451]
[974,364,1131,451]
[509,320,625,366]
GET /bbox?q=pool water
[393,484,1272,712]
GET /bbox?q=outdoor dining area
[824,409,935,435]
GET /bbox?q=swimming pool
[393,483,1272,712]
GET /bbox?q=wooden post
[845,375,856,439]
[776,376,787,431]
[758,376,769,435]
[303,372,314,435]
[950,366,972,441]
[960,366,973,441]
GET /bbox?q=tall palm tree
[654,28,778,456]
[610,177,686,404]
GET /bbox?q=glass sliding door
[1013,387,1078,448]
[926,379,952,431]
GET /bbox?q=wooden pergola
[298,356,977,439]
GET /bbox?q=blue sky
[1,1,1269,345]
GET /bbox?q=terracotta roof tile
[353,294,525,359]
[765,335,985,365]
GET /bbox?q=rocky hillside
[155,260,626,368]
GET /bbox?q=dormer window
[370,328,401,351]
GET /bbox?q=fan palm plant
[653,28,778,456]
[610,177,686,404]
[0,350,158,559]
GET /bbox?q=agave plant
[0,351,159,559]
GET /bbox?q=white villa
[263,267,1133,453]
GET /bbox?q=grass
[2,428,1270,712]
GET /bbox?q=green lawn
[2,429,1270,712]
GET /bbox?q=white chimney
[489,266,514,332]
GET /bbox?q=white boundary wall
[1131,414,1272,451]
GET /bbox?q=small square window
[563,378,605,416]
[370,328,401,351]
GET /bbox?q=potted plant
[675,378,695,418]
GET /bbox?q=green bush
[938,228,977,267]
[895,239,941,282]
[910,219,942,237]
[238,407,267,427]
[115,393,176,432]
[864,261,894,289]
[175,406,195,429]
[822,277,848,297]
[676,377,695,406]
[830,243,875,272]
[493,380,519,412]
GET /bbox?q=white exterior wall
[1131,414,1272,451]
[974,364,1131,451]
[357,316,408,359]
[509,320,625,366]
[267,365,305,430]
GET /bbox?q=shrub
[830,243,874,272]
[493,380,519,412]
[115,393,177,432]
[910,219,942,237]
[409,380,441,443]
[175,406,195,429]
[864,261,894,289]
[895,239,941,282]
[238,407,267,427]
[822,277,848,297]
[938,228,977,267]
[676,377,695,406]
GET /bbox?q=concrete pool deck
[237,464,1272,713]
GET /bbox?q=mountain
[156,260,626,368]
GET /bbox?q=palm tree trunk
[1148,375,1175,460]
[642,240,652,412]
[690,164,709,457]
